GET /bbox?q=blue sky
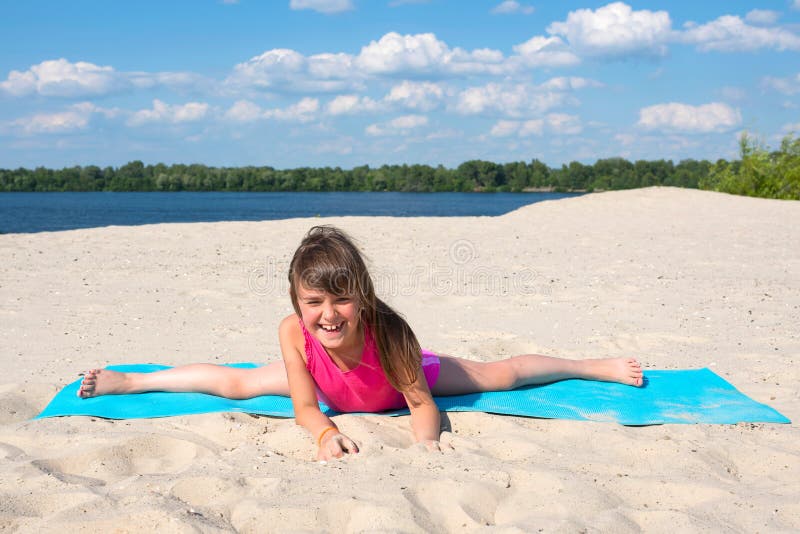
[1,0,799,170]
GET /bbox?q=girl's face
[296,284,361,351]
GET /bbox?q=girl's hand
[317,431,359,461]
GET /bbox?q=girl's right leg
[78,361,290,400]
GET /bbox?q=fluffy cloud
[12,110,89,134]
[226,49,360,94]
[289,0,353,14]
[537,76,601,91]
[384,80,445,111]
[546,113,583,135]
[5,102,118,135]
[453,80,594,117]
[490,119,543,137]
[491,1,534,15]
[0,59,207,98]
[128,100,209,126]
[0,59,124,97]
[762,73,800,95]
[225,31,589,95]
[366,114,428,136]
[264,97,319,121]
[224,100,263,122]
[680,15,800,52]
[637,102,741,133]
[489,113,581,137]
[326,94,382,115]
[223,98,319,123]
[547,2,672,58]
[744,9,780,25]
[511,36,580,67]
[355,32,505,76]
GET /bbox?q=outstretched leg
[78,361,290,400]
[430,354,643,396]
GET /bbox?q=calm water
[0,191,581,234]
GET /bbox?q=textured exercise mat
[37,365,790,425]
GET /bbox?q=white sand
[1,187,798,532]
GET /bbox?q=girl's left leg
[430,354,643,396]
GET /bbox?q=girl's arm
[402,373,442,449]
[278,315,359,461]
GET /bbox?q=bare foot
[582,357,644,387]
[77,368,132,398]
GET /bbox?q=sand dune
[1,187,797,532]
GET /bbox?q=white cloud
[547,2,672,58]
[4,102,118,135]
[226,49,360,94]
[490,119,543,137]
[224,100,263,122]
[489,114,581,137]
[454,83,575,117]
[680,15,800,52]
[491,1,534,15]
[12,110,89,134]
[128,100,209,126]
[511,36,581,67]
[223,97,320,122]
[0,59,124,97]
[637,102,741,133]
[782,122,800,133]
[537,76,601,91]
[326,94,382,115]
[762,73,800,95]
[226,31,586,94]
[289,0,353,14]
[264,97,320,122]
[0,58,207,98]
[384,80,445,111]
[793,0,800,10]
[366,114,428,136]
[355,32,505,76]
[744,9,780,25]
[546,113,582,135]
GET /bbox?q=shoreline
[1,187,798,531]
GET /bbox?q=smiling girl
[79,225,643,460]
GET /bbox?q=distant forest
[2,134,797,200]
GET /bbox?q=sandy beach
[1,187,798,532]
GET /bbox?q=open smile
[319,322,344,333]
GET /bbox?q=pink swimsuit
[300,319,440,412]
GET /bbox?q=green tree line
[1,134,797,199]
[0,159,711,193]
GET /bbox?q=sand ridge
[1,187,798,532]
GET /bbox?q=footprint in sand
[32,434,207,486]
[403,479,504,530]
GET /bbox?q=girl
[79,226,643,461]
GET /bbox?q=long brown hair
[288,225,421,390]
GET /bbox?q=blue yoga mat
[37,364,790,425]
